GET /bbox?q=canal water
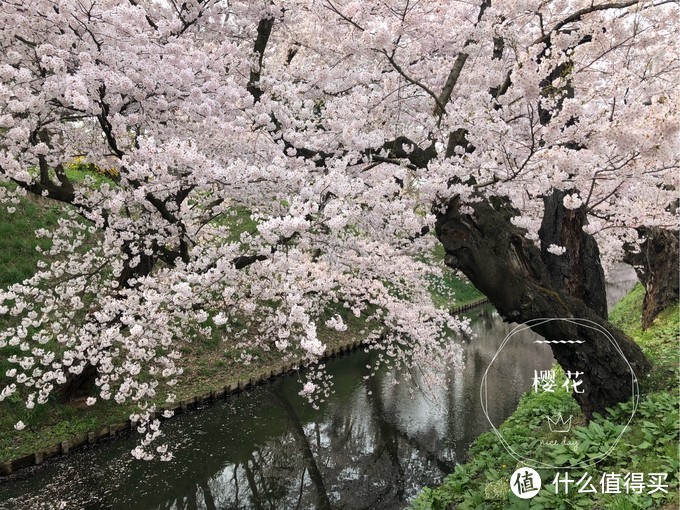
[0,268,637,510]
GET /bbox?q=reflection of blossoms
[301,382,316,395]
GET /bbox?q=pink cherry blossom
[0,0,676,459]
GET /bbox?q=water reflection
[0,268,635,509]
[0,312,553,510]
[606,263,638,311]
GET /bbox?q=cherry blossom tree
[0,0,678,456]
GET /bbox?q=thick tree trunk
[435,196,651,418]
[623,226,679,329]
[55,364,98,403]
[538,190,608,319]
[57,249,157,403]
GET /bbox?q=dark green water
[0,309,554,510]
[0,267,635,510]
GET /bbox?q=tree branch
[381,50,447,114]
[247,17,275,103]
[435,0,492,116]
[534,0,640,47]
[323,0,365,31]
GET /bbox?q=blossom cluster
[0,0,677,459]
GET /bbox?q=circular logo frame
[480,317,639,470]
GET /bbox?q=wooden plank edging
[0,332,377,477]
[449,297,490,314]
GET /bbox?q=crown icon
[547,413,572,433]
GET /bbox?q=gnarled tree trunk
[435,196,650,418]
[539,190,608,320]
[623,226,679,329]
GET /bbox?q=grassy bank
[0,191,482,464]
[0,304,371,464]
[0,194,62,288]
[411,284,679,510]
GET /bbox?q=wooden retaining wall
[0,339,364,477]
[1,298,491,477]
[449,297,489,314]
